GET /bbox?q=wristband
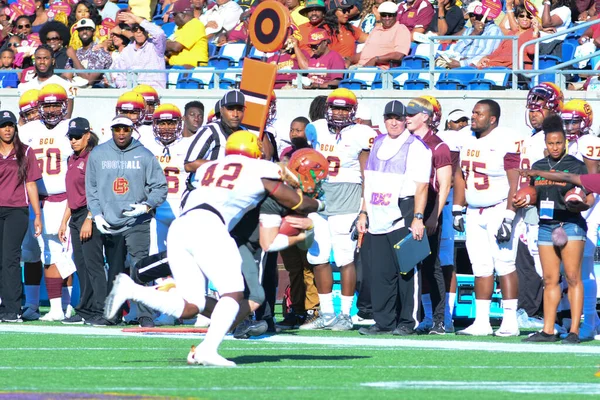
[316,199,326,212]
[86,214,93,220]
[504,209,516,221]
[507,9,514,13]
[452,205,464,213]
[291,195,304,210]
[543,1,550,5]
[438,16,445,19]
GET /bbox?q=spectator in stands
[354,0,385,34]
[94,0,120,20]
[350,1,411,69]
[166,0,208,67]
[540,0,571,58]
[295,28,345,89]
[268,37,304,88]
[574,0,595,21]
[200,0,243,40]
[428,0,466,36]
[477,5,537,69]
[321,0,368,59]
[444,109,469,131]
[67,18,112,87]
[129,0,159,21]
[217,6,252,45]
[446,4,502,68]
[299,0,327,51]
[111,12,166,89]
[183,101,204,137]
[68,1,103,50]
[40,21,72,76]
[32,0,49,33]
[0,5,11,44]
[288,0,309,26]
[0,49,19,88]
[14,15,33,38]
[397,0,435,37]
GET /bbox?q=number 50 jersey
[181,154,282,232]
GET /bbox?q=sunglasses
[46,36,61,42]
[17,24,31,29]
[112,126,132,133]
[339,8,351,14]
[309,44,321,50]
[380,13,396,18]
[518,14,533,19]
[132,26,144,33]
[7,43,19,48]
[68,134,84,141]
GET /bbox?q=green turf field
[1,323,599,399]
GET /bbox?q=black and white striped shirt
[184,121,229,164]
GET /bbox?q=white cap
[73,18,96,30]
[355,103,371,121]
[466,1,483,14]
[111,115,134,127]
[378,1,398,14]
[447,109,469,122]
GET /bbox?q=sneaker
[194,314,211,328]
[275,313,305,331]
[233,319,268,339]
[429,321,446,335]
[138,316,155,328]
[392,325,415,336]
[494,324,520,337]
[154,313,179,326]
[358,324,392,335]
[522,331,559,343]
[104,273,135,320]
[456,322,493,336]
[85,316,113,327]
[40,310,65,322]
[562,332,581,344]
[61,314,85,325]
[445,320,455,334]
[20,307,40,321]
[1,313,23,323]
[329,314,353,331]
[352,311,375,326]
[64,305,74,318]
[298,311,336,330]
[416,317,433,333]
[187,345,236,367]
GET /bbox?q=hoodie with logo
[85,137,168,233]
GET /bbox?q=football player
[104,131,324,366]
[19,83,74,321]
[100,92,151,143]
[560,99,600,339]
[453,100,521,336]
[18,89,41,125]
[133,84,160,126]
[301,88,377,331]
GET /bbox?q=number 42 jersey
[182,154,283,232]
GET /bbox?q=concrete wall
[3,89,600,136]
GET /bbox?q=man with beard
[299,0,327,52]
[67,18,112,87]
[18,45,75,119]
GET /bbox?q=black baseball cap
[0,110,17,126]
[384,100,406,118]
[220,90,245,108]
[67,117,90,137]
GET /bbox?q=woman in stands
[516,115,592,344]
[320,1,367,58]
[67,1,103,50]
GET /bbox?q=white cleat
[104,274,136,320]
[456,322,493,336]
[187,346,236,367]
[40,311,65,322]
[194,314,211,328]
[494,325,520,337]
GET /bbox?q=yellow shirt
[168,18,209,67]
[129,0,158,21]
[291,6,309,27]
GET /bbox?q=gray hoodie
[86,137,168,233]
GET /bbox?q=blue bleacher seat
[338,67,379,90]
[161,22,176,38]
[401,55,429,70]
[208,56,235,70]
[537,55,561,83]
[219,43,247,66]
[176,69,213,89]
[467,67,511,90]
[403,79,429,90]
[339,79,368,90]
[435,78,464,90]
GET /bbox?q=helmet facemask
[153,118,182,146]
[39,101,67,126]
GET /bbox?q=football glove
[496,210,516,243]
[452,205,465,233]
[123,203,149,217]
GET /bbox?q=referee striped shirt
[184,121,230,164]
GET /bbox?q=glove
[123,203,149,217]
[94,215,111,234]
[496,210,516,243]
[452,205,465,233]
[316,199,326,212]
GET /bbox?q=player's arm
[359,149,369,196]
[184,159,209,173]
[452,163,466,207]
[262,178,324,214]
[520,169,583,187]
[66,98,74,118]
[259,221,312,252]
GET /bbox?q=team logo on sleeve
[113,177,129,195]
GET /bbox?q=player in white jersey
[300,88,377,331]
[104,131,324,366]
[515,82,564,327]
[453,100,521,337]
[561,99,600,339]
[98,91,152,143]
[18,83,74,321]
[133,84,160,126]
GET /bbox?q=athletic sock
[340,295,354,316]
[582,278,599,328]
[421,293,432,321]
[318,292,334,315]
[474,299,491,325]
[445,292,456,326]
[62,286,72,311]
[199,297,239,354]
[49,298,62,314]
[501,299,518,326]
[24,286,40,310]
[130,285,186,317]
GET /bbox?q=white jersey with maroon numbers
[306,119,376,184]
[18,120,72,196]
[182,155,282,231]
[458,126,521,208]
[518,131,545,187]
[571,134,600,162]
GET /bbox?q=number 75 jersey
[181,154,283,232]
[458,126,522,208]
[306,119,376,184]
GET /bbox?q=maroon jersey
[422,130,452,213]
[65,150,90,210]
[0,145,42,207]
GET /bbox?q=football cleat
[20,307,40,321]
[299,311,336,330]
[104,273,136,320]
[187,345,236,367]
[455,322,493,336]
[328,314,353,331]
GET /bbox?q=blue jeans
[538,222,586,246]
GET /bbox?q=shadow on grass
[229,354,370,365]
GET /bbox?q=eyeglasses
[17,24,31,29]
[68,134,84,141]
[380,13,396,18]
[309,44,321,50]
[7,43,19,48]
[339,8,351,14]
[46,36,61,42]
[112,126,132,133]
[518,14,533,19]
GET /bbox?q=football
[279,219,301,236]
[514,185,537,206]
[564,187,586,203]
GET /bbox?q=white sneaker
[154,313,178,326]
[416,317,433,332]
[194,314,211,328]
[456,322,493,336]
[351,315,375,326]
[104,273,136,320]
[187,346,235,367]
[64,305,74,318]
[40,310,65,321]
[494,324,520,337]
[21,307,40,321]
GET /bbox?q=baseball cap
[220,90,245,108]
[111,115,135,128]
[406,99,433,116]
[300,0,327,16]
[73,18,96,30]
[67,117,91,138]
[170,0,193,14]
[466,1,483,14]
[378,1,398,14]
[384,100,406,118]
[327,0,353,11]
[447,109,469,122]
[307,28,329,45]
[0,110,17,126]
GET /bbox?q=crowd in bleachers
[1,0,600,91]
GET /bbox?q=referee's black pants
[0,206,28,315]
[69,207,106,320]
